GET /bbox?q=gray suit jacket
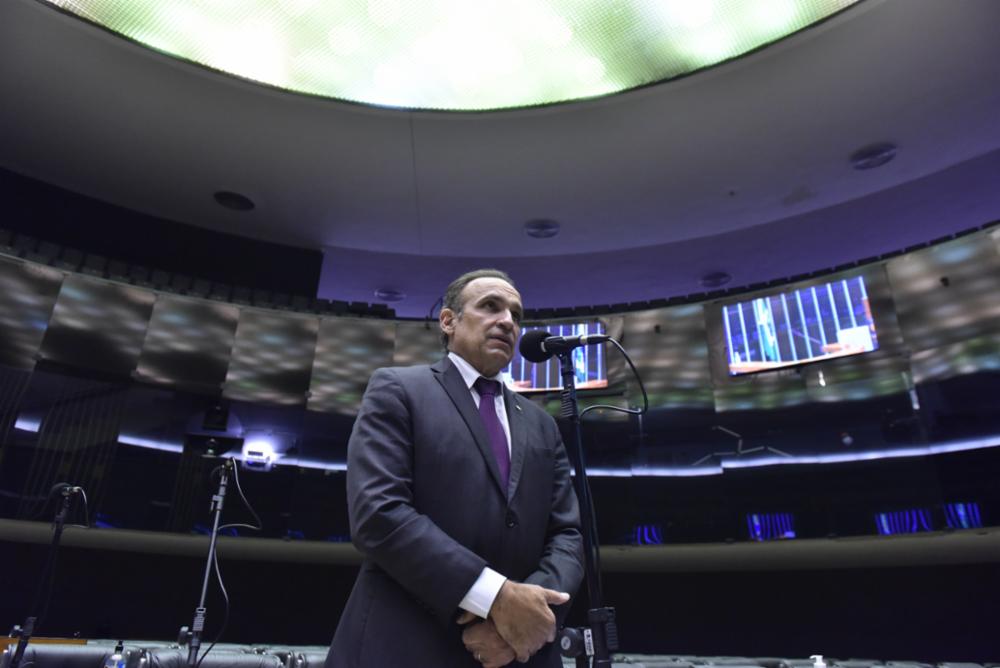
[327,357,584,667]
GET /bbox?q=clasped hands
[458,580,569,667]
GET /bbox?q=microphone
[49,483,83,497]
[519,329,610,363]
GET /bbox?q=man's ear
[439,307,455,338]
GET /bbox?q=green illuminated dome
[44,0,858,111]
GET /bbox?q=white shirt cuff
[458,567,507,619]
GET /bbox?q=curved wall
[0,225,999,546]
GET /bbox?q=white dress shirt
[448,351,512,618]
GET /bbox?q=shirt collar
[448,351,505,391]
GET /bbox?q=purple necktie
[474,377,510,490]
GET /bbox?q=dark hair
[440,268,516,349]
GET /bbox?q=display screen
[723,276,879,375]
[505,321,608,392]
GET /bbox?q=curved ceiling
[1,0,1000,314]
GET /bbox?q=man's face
[440,277,523,377]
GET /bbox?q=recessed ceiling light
[700,271,732,288]
[850,142,897,170]
[374,288,406,302]
[524,219,561,239]
[213,191,255,211]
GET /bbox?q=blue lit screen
[505,321,608,393]
[723,276,879,375]
[746,512,796,541]
[632,524,664,545]
[875,509,933,535]
[944,502,983,529]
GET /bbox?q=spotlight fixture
[374,288,406,302]
[524,219,560,239]
[849,142,897,170]
[700,271,732,288]
[213,191,255,211]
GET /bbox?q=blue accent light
[874,508,934,535]
[944,502,983,529]
[746,512,795,541]
[110,432,1000,478]
[94,513,118,529]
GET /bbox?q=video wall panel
[223,309,319,406]
[135,295,239,392]
[621,305,713,409]
[0,257,64,370]
[705,294,808,412]
[706,265,907,412]
[392,320,445,367]
[711,372,810,412]
[802,353,912,403]
[910,334,1000,385]
[38,274,155,377]
[887,234,1000,352]
[308,317,395,414]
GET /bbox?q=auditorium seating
[1,643,992,668]
[0,643,143,668]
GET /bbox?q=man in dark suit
[327,269,584,667]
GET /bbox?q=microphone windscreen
[519,329,553,363]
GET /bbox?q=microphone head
[49,482,71,497]
[519,329,554,363]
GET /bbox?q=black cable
[225,462,263,532]
[193,459,262,668]
[194,546,230,668]
[572,337,648,577]
[30,489,77,635]
[427,296,443,323]
[27,482,89,528]
[75,487,90,529]
[579,338,648,419]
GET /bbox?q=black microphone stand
[178,458,232,668]
[556,352,618,668]
[8,486,77,668]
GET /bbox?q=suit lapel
[431,358,507,498]
[504,386,528,502]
